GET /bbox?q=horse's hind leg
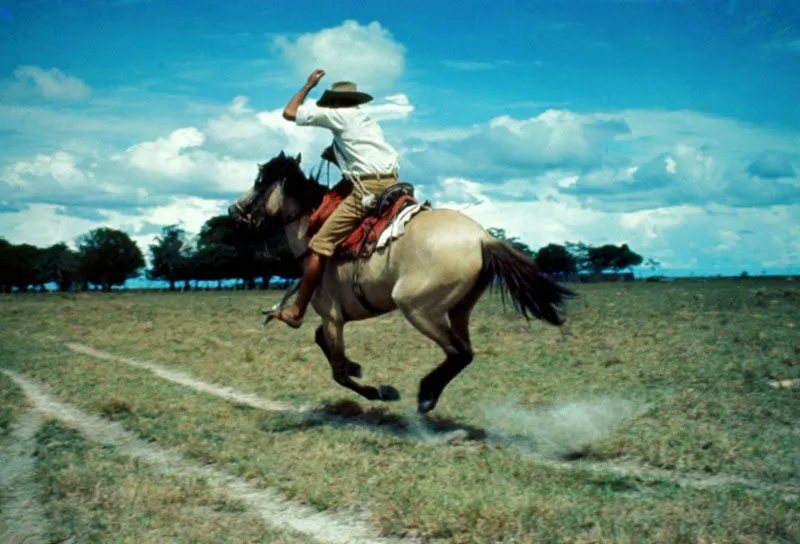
[447,277,487,348]
[399,308,473,414]
[314,326,362,378]
[316,321,400,402]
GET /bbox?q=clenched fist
[306,69,326,89]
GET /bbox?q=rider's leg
[267,190,363,328]
[268,252,327,328]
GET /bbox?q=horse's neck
[284,216,310,258]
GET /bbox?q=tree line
[0,215,298,293]
[0,220,651,293]
[487,228,650,278]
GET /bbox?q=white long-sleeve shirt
[295,103,399,176]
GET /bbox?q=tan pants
[309,176,399,257]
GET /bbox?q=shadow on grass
[256,399,488,443]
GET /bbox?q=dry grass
[0,372,26,437]
[32,418,316,543]
[1,278,799,542]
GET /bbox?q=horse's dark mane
[256,152,328,214]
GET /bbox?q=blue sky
[1,0,799,276]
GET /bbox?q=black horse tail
[480,238,576,326]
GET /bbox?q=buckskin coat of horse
[230,152,575,414]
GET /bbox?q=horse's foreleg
[317,321,400,402]
[314,325,361,378]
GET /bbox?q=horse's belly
[326,254,399,322]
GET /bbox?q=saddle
[307,182,426,260]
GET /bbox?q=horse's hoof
[347,361,363,379]
[417,398,437,414]
[377,385,400,402]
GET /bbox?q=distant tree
[193,215,300,288]
[535,243,576,277]
[487,228,536,258]
[614,244,644,272]
[258,226,302,283]
[565,241,591,273]
[587,243,643,274]
[645,258,661,276]
[39,243,80,291]
[0,242,43,292]
[148,225,189,291]
[0,239,9,292]
[195,216,246,285]
[77,228,144,291]
[189,241,238,288]
[587,244,619,274]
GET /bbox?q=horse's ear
[296,152,302,164]
[278,150,286,159]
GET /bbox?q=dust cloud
[482,397,646,458]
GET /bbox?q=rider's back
[296,103,398,175]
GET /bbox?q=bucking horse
[229,151,575,414]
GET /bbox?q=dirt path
[0,409,50,544]
[60,340,800,499]
[520,452,799,500]
[64,342,309,414]
[2,370,411,544]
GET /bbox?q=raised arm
[283,69,326,121]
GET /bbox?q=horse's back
[401,208,486,256]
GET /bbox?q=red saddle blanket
[307,187,418,260]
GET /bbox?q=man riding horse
[265,68,403,329]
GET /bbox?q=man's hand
[321,145,338,166]
[284,69,325,122]
[306,69,325,89]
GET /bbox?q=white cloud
[362,93,414,121]
[410,107,799,211]
[405,109,631,180]
[273,20,406,91]
[13,65,91,101]
[205,94,413,164]
[205,97,330,160]
[102,196,229,247]
[126,127,206,178]
[431,177,487,205]
[123,126,254,192]
[618,206,697,241]
[665,156,677,174]
[0,204,99,248]
[1,89,417,219]
[228,95,253,116]
[568,138,799,209]
[0,196,228,258]
[557,175,578,189]
[438,189,799,273]
[713,229,741,252]
[2,151,92,189]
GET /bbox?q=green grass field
[1,278,798,542]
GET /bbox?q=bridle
[236,176,288,229]
[233,199,257,229]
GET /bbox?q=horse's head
[228,151,309,228]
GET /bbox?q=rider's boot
[264,252,327,329]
